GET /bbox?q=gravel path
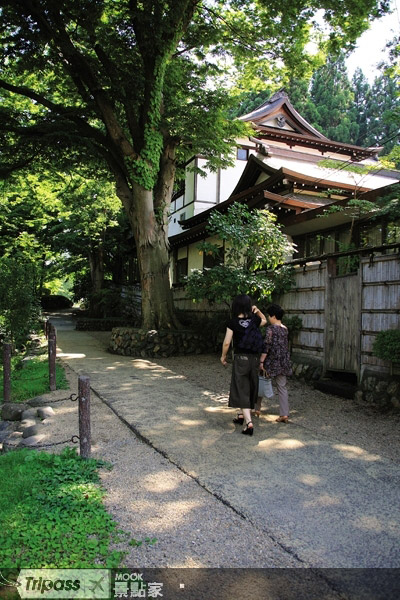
[46,362,301,569]
[24,316,400,598]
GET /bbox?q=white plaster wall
[196,158,218,203]
[185,162,195,205]
[219,157,253,201]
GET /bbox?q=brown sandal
[276,416,289,423]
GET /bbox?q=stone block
[387,381,399,396]
[0,422,15,443]
[19,434,45,447]
[27,396,51,407]
[22,424,41,438]
[8,431,23,440]
[355,390,364,402]
[376,381,388,393]
[19,418,37,430]
[22,408,38,420]
[1,403,29,421]
[390,396,400,409]
[37,406,55,419]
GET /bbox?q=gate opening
[314,371,358,399]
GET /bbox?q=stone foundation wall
[290,355,400,411]
[356,372,400,411]
[290,354,323,383]
[109,327,217,358]
[76,318,137,331]
[291,361,324,383]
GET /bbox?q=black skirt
[228,353,259,409]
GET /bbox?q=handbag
[258,374,274,398]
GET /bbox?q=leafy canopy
[185,204,295,306]
[0,0,391,187]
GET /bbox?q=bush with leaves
[185,204,295,306]
[372,329,400,363]
[0,256,40,348]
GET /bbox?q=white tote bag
[258,374,274,398]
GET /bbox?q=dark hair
[267,303,284,320]
[232,294,252,318]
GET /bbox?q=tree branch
[22,0,138,160]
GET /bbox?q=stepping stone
[27,396,51,407]
[37,406,55,419]
[19,435,45,447]
[22,408,38,420]
[22,424,41,438]
[1,403,29,421]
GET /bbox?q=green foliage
[304,54,358,143]
[372,329,400,363]
[0,256,41,348]
[89,287,122,318]
[185,204,295,305]
[0,447,125,568]
[0,353,68,403]
[176,308,230,336]
[270,265,296,297]
[282,315,303,341]
[128,537,158,547]
[0,0,392,328]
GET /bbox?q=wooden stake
[48,325,56,392]
[78,375,91,459]
[3,343,11,403]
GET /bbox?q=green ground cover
[0,448,125,569]
[0,353,68,403]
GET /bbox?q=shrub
[372,329,400,363]
[40,295,73,309]
[282,315,303,342]
[0,257,41,348]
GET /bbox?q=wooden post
[78,375,91,459]
[48,325,57,392]
[3,343,11,403]
[44,319,49,339]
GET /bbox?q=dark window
[236,147,248,161]
[360,222,382,247]
[176,257,188,283]
[306,235,322,257]
[203,246,224,269]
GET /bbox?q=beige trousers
[255,374,289,416]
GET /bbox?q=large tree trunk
[130,181,180,330]
[112,135,181,330]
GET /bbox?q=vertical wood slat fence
[360,254,400,377]
[278,252,400,381]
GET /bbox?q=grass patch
[0,353,68,403]
[0,447,125,568]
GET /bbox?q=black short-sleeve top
[227,314,261,354]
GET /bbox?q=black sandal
[233,414,244,424]
[242,421,254,436]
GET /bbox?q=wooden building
[169,91,400,389]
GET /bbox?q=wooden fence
[278,251,400,381]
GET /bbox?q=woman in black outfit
[221,295,267,435]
